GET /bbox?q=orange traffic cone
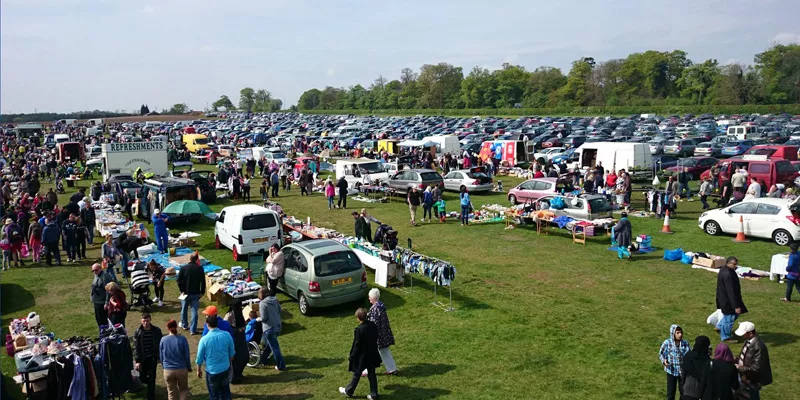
[661,210,673,234]
[733,215,750,243]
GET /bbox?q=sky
[2,0,800,114]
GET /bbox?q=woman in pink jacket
[325,180,336,210]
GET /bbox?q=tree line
[211,88,283,112]
[297,44,800,112]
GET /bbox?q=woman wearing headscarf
[703,343,739,400]
[680,335,711,400]
[224,300,249,384]
[613,212,632,259]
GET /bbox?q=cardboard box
[694,255,726,269]
[243,304,259,320]
[178,238,197,247]
[208,283,225,302]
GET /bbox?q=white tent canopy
[398,140,436,148]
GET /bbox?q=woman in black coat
[225,300,249,384]
[339,308,381,399]
[703,343,739,400]
[681,335,712,400]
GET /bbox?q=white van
[333,126,361,137]
[54,134,70,145]
[422,135,461,155]
[577,142,653,180]
[214,205,283,261]
[335,159,390,188]
[726,125,757,140]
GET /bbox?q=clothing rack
[393,241,456,312]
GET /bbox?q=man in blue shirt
[782,242,800,302]
[196,315,235,400]
[201,305,233,337]
[151,208,170,253]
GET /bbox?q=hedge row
[300,105,800,118]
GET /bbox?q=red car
[293,156,318,172]
[665,157,718,179]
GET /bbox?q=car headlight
[700,212,707,219]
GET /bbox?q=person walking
[265,244,284,295]
[105,281,128,327]
[680,335,711,400]
[698,177,713,210]
[337,176,349,209]
[364,289,397,376]
[705,343,739,400]
[658,324,690,400]
[27,218,42,263]
[735,322,772,400]
[677,167,692,199]
[177,253,206,335]
[196,315,235,400]
[422,186,433,223]
[325,180,336,210]
[152,209,170,254]
[4,218,24,268]
[134,312,162,400]
[160,319,192,400]
[90,263,115,327]
[407,186,421,226]
[201,306,233,337]
[339,308,381,400]
[257,288,286,371]
[61,214,78,263]
[459,186,471,226]
[224,300,249,384]
[716,256,748,342]
[782,242,800,302]
[431,185,442,220]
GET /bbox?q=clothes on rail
[646,190,674,216]
[394,249,456,286]
[45,352,98,400]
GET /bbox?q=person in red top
[533,168,545,179]
[606,170,618,187]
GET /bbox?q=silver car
[663,139,697,157]
[535,194,613,220]
[442,170,493,193]
[694,142,723,157]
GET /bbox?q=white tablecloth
[351,247,391,287]
[770,253,789,281]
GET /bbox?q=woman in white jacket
[265,244,284,294]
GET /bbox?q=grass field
[2,168,799,400]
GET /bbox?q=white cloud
[773,32,800,44]
[326,67,335,77]
[142,5,155,14]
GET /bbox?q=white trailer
[422,135,461,155]
[576,142,653,180]
[101,141,169,181]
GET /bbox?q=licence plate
[332,277,352,286]
[253,237,269,243]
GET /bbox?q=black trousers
[666,373,683,400]
[94,303,108,327]
[140,357,157,400]
[154,283,165,300]
[268,278,279,295]
[346,367,378,398]
[338,193,347,209]
[45,242,61,266]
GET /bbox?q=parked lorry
[101,141,169,182]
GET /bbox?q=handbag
[20,243,29,258]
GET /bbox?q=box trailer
[101,141,169,181]
[478,140,535,166]
[577,142,653,180]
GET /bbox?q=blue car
[551,148,578,164]
[721,140,756,156]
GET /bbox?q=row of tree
[297,44,800,111]
[211,88,283,112]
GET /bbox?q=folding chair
[247,253,266,284]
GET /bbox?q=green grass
[2,169,800,399]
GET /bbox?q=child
[260,179,268,203]
[28,220,42,263]
[658,324,690,400]
[0,238,11,271]
[245,310,262,343]
[434,199,447,223]
[325,180,336,210]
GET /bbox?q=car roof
[407,169,437,173]
[221,204,278,216]
[290,239,351,256]
[736,198,795,207]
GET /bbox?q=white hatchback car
[698,198,800,245]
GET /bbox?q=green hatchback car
[277,239,368,315]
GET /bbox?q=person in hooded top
[680,335,711,400]
[705,343,739,400]
[659,324,690,400]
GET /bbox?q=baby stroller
[373,224,398,250]
[129,265,153,310]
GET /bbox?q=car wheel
[704,220,721,236]
[232,246,243,261]
[509,194,517,205]
[773,229,792,246]
[215,235,221,249]
[298,292,310,316]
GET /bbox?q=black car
[652,155,680,170]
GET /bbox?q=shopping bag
[663,248,684,261]
[652,176,661,186]
[681,253,693,264]
[20,244,29,258]
[706,309,723,327]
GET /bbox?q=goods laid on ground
[93,202,148,239]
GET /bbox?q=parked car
[665,157,718,179]
[652,155,680,171]
[277,239,368,315]
[507,178,575,205]
[698,198,800,245]
[721,140,756,156]
[648,139,666,155]
[386,169,444,194]
[534,194,613,220]
[694,142,723,157]
[533,147,566,163]
[663,138,698,156]
[442,169,493,193]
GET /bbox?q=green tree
[460,66,495,108]
[269,99,283,112]
[755,44,800,104]
[558,59,594,106]
[298,89,322,110]
[678,59,719,104]
[253,89,272,112]
[239,87,256,111]
[417,63,464,108]
[168,103,189,114]
[492,63,530,108]
[211,95,234,111]
[522,67,567,108]
[319,87,347,109]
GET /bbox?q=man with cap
[735,321,772,400]
[151,208,170,254]
[201,305,234,338]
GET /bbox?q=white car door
[444,172,462,191]
[753,203,782,238]
[722,202,757,235]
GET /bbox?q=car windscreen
[194,137,209,145]
[117,181,139,189]
[588,197,612,212]
[420,172,441,181]
[358,162,385,174]
[747,148,777,156]
[241,213,278,230]
[677,159,698,166]
[314,251,363,277]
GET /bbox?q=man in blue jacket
[42,218,61,266]
[782,242,800,302]
[152,208,170,253]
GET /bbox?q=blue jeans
[155,229,168,253]
[461,205,470,225]
[328,196,334,209]
[717,313,738,341]
[120,251,130,278]
[205,367,232,400]
[180,294,201,333]
[260,329,285,370]
[786,278,800,301]
[87,228,94,244]
[678,182,692,198]
[64,239,77,260]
